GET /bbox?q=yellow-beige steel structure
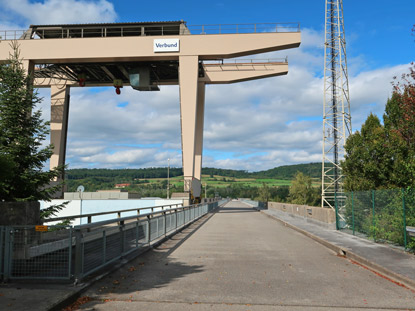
[0,22,301,198]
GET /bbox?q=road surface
[73,201,415,310]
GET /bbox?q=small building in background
[115,183,131,189]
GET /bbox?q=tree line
[66,163,322,182]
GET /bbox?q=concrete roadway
[75,201,415,310]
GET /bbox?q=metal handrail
[73,202,206,230]
[188,22,300,35]
[0,22,300,41]
[203,58,288,65]
[0,30,26,40]
[43,202,183,223]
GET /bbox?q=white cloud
[0,0,117,26]
[29,26,411,171]
[80,149,156,164]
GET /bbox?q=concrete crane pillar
[179,56,199,192]
[194,82,206,181]
[50,85,70,174]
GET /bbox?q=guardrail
[43,202,183,225]
[187,23,300,35]
[203,58,288,65]
[0,22,300,41]
[0,30,26,40]
[0,199,228,282]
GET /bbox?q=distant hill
[254,163,321,179]
[66,167,183,180]
[66,163,321,180]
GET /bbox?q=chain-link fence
[0,200,226,282]
[337,188,415,250]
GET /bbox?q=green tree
[289,172,316,205]
[0,42,62,202]
[258,182,270,204]
[388,63,415,186]
[343,63,415,190]
[342,114,393,191]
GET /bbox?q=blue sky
[0,0,413,171]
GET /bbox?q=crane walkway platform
[1,200,414,310]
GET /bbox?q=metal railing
[0,199,227,282]
[0,30,26,40]
[203,58,288,65]
[187,23,300,35]
[0,22,300,41]
[43,202,183,225]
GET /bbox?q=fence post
[0,227,3,280]
[335,193,339,230]
[68,227,73,279]
[372,190,376,241]
[120,222,125,254]
[402,188,407,249]
[102,230,107,264]
[146,215,151,244]
[3,227,12,281]
[164,212,167,236]
[175,209,178,230]
[135,222,139,248]
[352,191,355,235]
[74,228,83,282]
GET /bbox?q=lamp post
[167,158,170,199]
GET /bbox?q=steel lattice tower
[322,0,352,210]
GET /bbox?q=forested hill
[66,163,321,180]
[254,163,321,179]
[66,167,183,180]
[201,163,321,179]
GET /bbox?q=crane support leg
[179,56,199,193]
[50,85,70,197]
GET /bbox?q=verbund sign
[154,39,180,53]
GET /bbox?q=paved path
[74,201,415,310]
[263,207,415,285]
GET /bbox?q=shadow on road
[218,207,257,213]
[70,210,217,310]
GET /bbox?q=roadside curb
[260,210,415,291]
[48,284,88,311]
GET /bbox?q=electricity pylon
[322,0,352,212]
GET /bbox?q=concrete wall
[268,202,335,224]
[0,202,41,225]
